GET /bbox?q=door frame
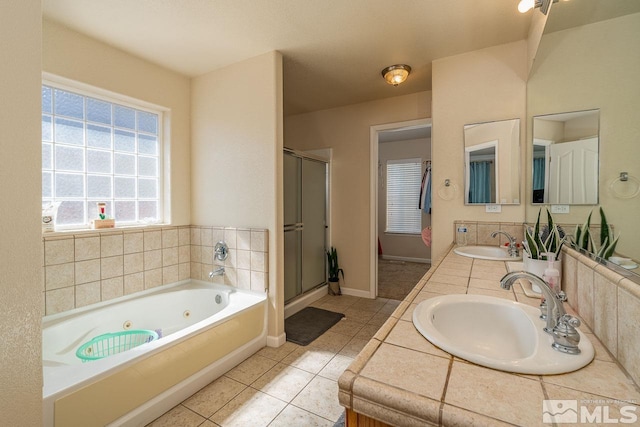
[369,118,432,299]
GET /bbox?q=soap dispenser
[543,252,560,292]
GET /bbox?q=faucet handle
[557,290,567,302]
[551,314,582,355]
[560,314,580,328]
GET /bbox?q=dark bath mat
[285,307,345,346]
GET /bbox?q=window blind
[386,158,422,234]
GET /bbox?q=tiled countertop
[338,246,640,426]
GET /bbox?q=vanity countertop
[338,245,640,426]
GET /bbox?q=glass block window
[386,158,422,234]
[42,84,162,229]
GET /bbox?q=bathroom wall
[190,51,284,344]
[42,19,192,225]
[526,13,640,260]
[285,91,431,296]
[0,2,43,425]
[431,40,527,262]
[42,226,269,316]
[378,138,431,262]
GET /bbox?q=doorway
[370,119,432,300]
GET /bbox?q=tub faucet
[501,271,581,355]
[209,267,225,278]
[491,231,519,258]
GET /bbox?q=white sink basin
[453,245,522,261]
[412,294,594,374]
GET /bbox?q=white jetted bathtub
[42,280,267,427]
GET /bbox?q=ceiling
[43,0,533,116]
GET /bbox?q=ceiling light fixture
[381,64,411,86]
[517,0,556,15]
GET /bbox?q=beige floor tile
[224,354,277,385]
[329,318,365,337]
[339,337,369,358]
[367,311,390,327]
[354,323,382,341]
[281,347,335,374]
[319,354,355,381]
[357,298,388,313]
[256,341,299,362]
[146,404,206,427]
[359,343,449,401]
[211,388,286,427]
[308,330,351,353]
[269,403,335,427]
[291,376,344,422]
[445,361,544,426]
[379,299,401,314]
[182,376,246,418]
[342,306,376,323]
[250,363,314,402]
[543,359,640,403]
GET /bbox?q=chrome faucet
[501,271,581,354]
[209,267,225,278]
[491,231,519,258]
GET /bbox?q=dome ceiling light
[381,64,411,86]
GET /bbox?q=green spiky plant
[575,208,619,260]
[326,247,344,296]
[524,208,565,261]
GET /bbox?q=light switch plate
[551,205,570,214]
[486,204,502,213]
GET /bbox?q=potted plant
[522,208,566,292]
[575,207,619,260]
[326,246,344,296]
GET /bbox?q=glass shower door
[284,152,302,302]
[301,158,327,293]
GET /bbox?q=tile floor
[147,294,400,427]
[377,258,431,300]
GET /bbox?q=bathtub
[42,279,267,427]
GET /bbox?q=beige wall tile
[224,248,237,268]
[477,222,500,245]
[190,246,201,265]
[577,262,595,328]
[46,287,75,315]
[190,227,201,246]
[251,230,267,252]
[593,272,618,357]
[45,238,74,265]
[101,277,124,301]
[144,249,162,270]
[144,268,163,289]
[499,223,524,246]
[124,252,144,275]
[75,259,100,285]
[124,272,144,295]
[201,246,213,265]
[562,252,578,308]
[191,262,202,280]
[178,227,190,246]
[163,247,179,266]
[101,255,123,280]
[163,265,179,285]
[144,230,162,251]
[251,271,266,292]
[178,245,190,264]
[179,263,191,281]
[224,228,237,249]
[212,227,224,245]
[162,228,178,248]
[101,234,123,257]
[123,232,143,254]
[75,281,101,308]
[237,269,251,290]
[200,228,213,247]
[223,267,237,287]
[236,250,251,270]
[75,236,100,261]
[251,251,267,272]
[618,287,640,386]
[237,229,251,250]
[45,263,74,290]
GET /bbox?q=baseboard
[266,333,286,348]
[284,285,328,319]
[381,255,431,264]
[340,287,374,299]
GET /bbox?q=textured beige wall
[191,51,284,341]
[42,19,192,225]
[432,41,527,261]
[527,13,640,261]
[0,2,43,425]
[285,91,431,294]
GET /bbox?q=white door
[548,137,598,204]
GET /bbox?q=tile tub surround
[43,225,268,315]
[339,246,640,427]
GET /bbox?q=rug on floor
[285,307,345,346]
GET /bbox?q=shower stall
[283,149,328,303]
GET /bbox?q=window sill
[42,223,176,239]
[384,232,421,237]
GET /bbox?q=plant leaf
[602,234,620,259]
[525,227,540,260]
[600,207,610,247]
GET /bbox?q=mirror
[464,118,520,205]
[532,109,599,205]
[527,1,640,269]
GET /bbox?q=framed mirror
[532,109,599,205]
[464,118,520,205]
